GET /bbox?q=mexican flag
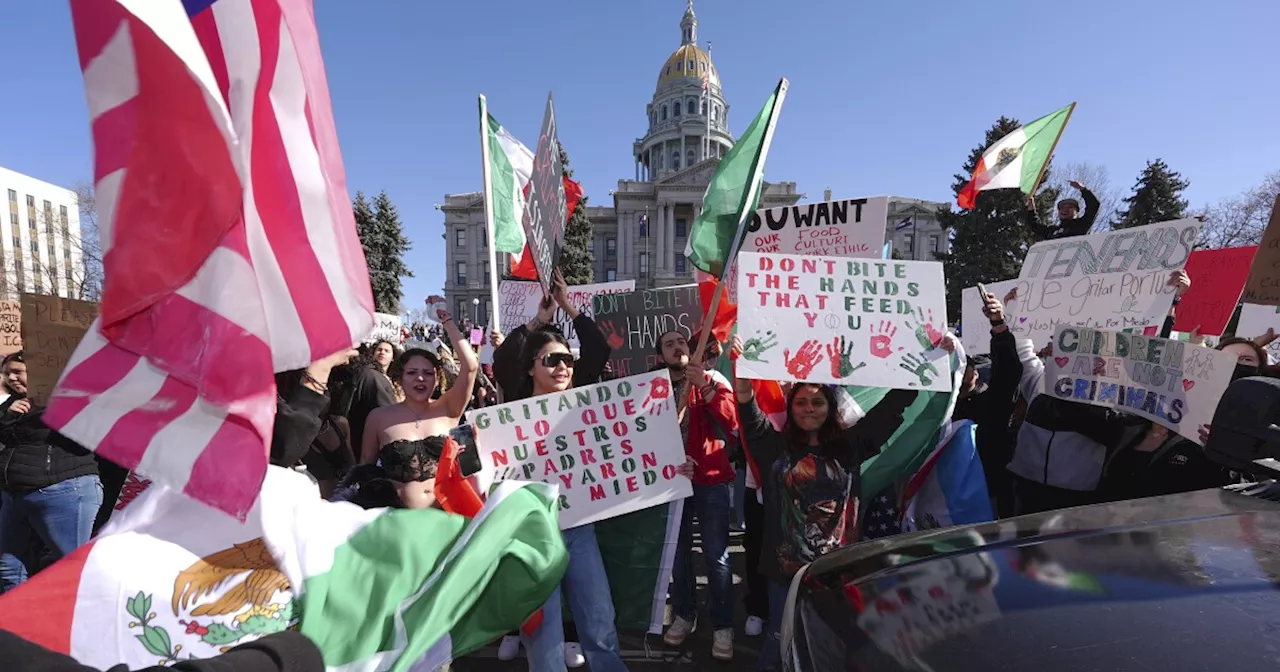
[687,79,788,344]
[480,98,584,281]
[956,103,1075,210]
[0,468,568,672]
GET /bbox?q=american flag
[861,491,902,540]
[48,0,373,518]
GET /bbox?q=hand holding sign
[426,295,450,323]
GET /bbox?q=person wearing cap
[1023,180,1100,240]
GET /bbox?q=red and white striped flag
[48,0,374,519]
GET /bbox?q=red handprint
[922,310,944,347]
[870,321,898,359]
[642,376,671,415]
[784,339,824,380]
[599,320,625,350]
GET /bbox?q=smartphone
[976,282,988,299]
[450,424,482,477]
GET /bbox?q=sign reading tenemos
[734,252,951,391]
[1008,218,1201,347]
[1043,325,1236,445]
[470,371,692,529]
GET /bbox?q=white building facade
[441,3,951,323]
[0,166,88,300]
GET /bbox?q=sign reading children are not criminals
[469,371,692,529]
[734,252,951,391]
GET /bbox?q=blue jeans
[522,523,627,672]
[756,580,790,671]
[670,482,734,630]
[0,475,103,591]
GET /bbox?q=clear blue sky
[1,0,1276,307]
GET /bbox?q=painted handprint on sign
[599,320,625,350]
[870,321,899,359]
[742,331,779,363]
[899,352,940,387]
[784,339,824,380]
[641,376,671,415]
[905,308,944,350]
[1116,293,1140,314]
[825,336,865,379]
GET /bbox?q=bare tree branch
[1044,161,1122,230]
[1198,171,1280,249]
[9,183,103,301]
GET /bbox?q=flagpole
[692,78,789,363]
[1027,101,1076,198]
[704,41,712,161]
[478,94,502,335]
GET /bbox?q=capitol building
[441,2,949,324]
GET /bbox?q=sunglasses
[541,352,576,369]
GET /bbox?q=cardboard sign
[499,280,635,350]
[521,92,568,293]
[1242,195,1280,306]
[735,252,951,391]
[590,284,703,379]
[746,197,888,259]
[1007,218,1201,347]
[960,280,1019,355]
[1173,246,1257,336]
[1044,325,1236,445]
[20,294,99,406]
[1236,303,1280,364]
[364,312,402,345]
[0,300,21,355]
[470,371,692,529]
[469,328,484,347]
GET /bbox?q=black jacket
[271,373,331,468]
[1024,187,1101,239]
[969,328,1023,498]
[344,366,395,460]
[0,629,323,672]
[491,314,611,402]
[0,398,97,493]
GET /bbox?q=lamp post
[472,297,481,327]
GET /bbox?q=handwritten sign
[1006,218,1201,347]
[1236,303,1280,364]
[1242,195,1280,306]
[746,197,888,259]
[470,371,691,529]
[960,279,1019,355]
[1172,246,1256,336]
[521,92,568,293]
[1044,325,1236,445]
[364,312,403,345]
[20,294,99,406]
[735,252,950,391]
[590,284,703,379]
[0,300,20,355]
[499,279,635,350]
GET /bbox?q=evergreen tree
[355,190,413,313]
[935,117,1058,320]
[557,146,594,285]
[1113,159,1190,229]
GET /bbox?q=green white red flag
[956,103,1075,210]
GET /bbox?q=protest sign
[1173,246,1256,336]
[20,294,99,406]
[1236,303,1280,364]
[470,371,692,529]
[521,93,568,293]
[745,197,888,258]
[1044,325,1236,445]
[1006,218,1201,347]
[499,279,635,349]
[469,328,484,347]
[734,252,950,391]
[364,312,402,345]
[591,284,702,378]
[960,280,1019,355]
[0,300,21,355]
[1241,195,1280,306]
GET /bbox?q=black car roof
[789,488,1280,671]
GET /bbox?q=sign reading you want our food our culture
[590,284,702,379]
[734,252,952,391]
[20,294,100,406]
[1006,218,1201,347]
[469,370,692,529]
[1043,325,1236,445]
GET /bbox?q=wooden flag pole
[478,94,502,336]
[1026,101,1076,199]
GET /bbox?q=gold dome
[657,43,719,89]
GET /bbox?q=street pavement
[453,522,763,671]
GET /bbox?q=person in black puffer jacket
[0,351,102,592]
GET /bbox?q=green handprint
[825,336,866,378]
[905,308,943,350]
[742,331,778,363]
[899,352,940,387]
[1116,293,1140,314]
